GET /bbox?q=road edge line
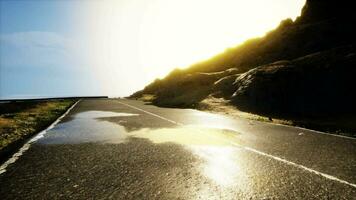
[118,100,356,189]
[240,145,356,189]
[270,122,355,140]
[0,100,80,175]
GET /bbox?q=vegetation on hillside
[131,0,356,135]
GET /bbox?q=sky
[0,0,305,99]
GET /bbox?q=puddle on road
[123,123,245,188]
[73,111,138,119]
[129,126,248,188]
[39,111,138,144]
[39,110,245,188]
[129,126,239,146]
[191,146,250,191]
[40,110,241,146]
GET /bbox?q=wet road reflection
[129,126,239,146]
[192,147,242,186]
[2,100,355,199]
[39,111,138,144]
[128,125,245,187]
[39,109,245,188]
[191,111,237,131]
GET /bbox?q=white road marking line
[116,101,183,126]
[240,146,356,189]
[118,100,356,189]
[0,100,80,175]
[263,120,356,140]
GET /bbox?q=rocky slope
[131,0,356,133]
[230,46,355,116]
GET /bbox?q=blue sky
[0,0,305,99]
[0,0,100,98]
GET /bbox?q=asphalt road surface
[0,98,355,199]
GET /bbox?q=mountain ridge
[130,0,356,135]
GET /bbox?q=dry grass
[0,100,75,152]
[198,96,355,137]
[198,96,292,125]
[136,94,156,102]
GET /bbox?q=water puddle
[40,110,241,146]
[39,111,138,144]
[38,110,245,187]
[74,111,137,119]
[129,126,239,146]
[127,126,245,187]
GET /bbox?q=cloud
[0,31,99,98]
[0,31,78,68]
[1,31,69,49]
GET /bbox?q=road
[0,98,355,199]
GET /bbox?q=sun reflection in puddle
[191,146,238,186]
[41,110,248,189]
[75,111,138,119]
[129,125,248,188]
[129,125,239,146]
[191,111,237,131]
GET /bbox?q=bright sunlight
[80,0,305,96]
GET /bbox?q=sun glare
[80,0,305,96]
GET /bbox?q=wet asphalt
[0,98,355,199]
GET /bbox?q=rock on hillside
[295,0,356,24]
[230,46,356,116]
[132,68,239,108]
[130,0,356,118]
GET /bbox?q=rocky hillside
[230,46,355,116]
[131,0,356,122]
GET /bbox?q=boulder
[231,46,356,116]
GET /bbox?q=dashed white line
[0,100,80,175]
[118,100,356,189]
